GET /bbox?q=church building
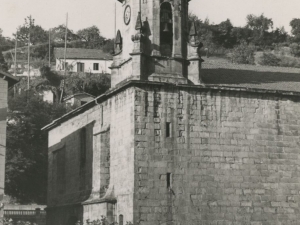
[43,0,300,225]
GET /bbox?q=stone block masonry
[45,81,300,225]
[133,84,300,225]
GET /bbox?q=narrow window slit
[167,173,172,189]
[166,122,171,137]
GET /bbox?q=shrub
[290,43,300,57]
[230,41,255,64]
[279,56,300,68]
[259,52,280,66]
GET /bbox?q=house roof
[54,48,113,60]
[201,58,300,93]
[63,92,95,102]
[0,70,19,88]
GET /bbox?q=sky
[0,0,300,39]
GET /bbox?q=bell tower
[110,0,203,87]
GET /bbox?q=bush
[290,43,300,57]
[230,41,255,64]
[279,56,300,68]
[259,52,281,66]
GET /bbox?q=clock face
[124,5,131,25]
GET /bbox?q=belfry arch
[160,1,173,57]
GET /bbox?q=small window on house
[166,122,171,137]
[167,173,172,189]
[62,62,68,70]
[77,63,85,72]
[93,63,99,71]
[119,215,123,225]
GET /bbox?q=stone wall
[47,87,136,225]
[133,84,300,225]
[0,79,8,218]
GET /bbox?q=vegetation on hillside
[1,16,114,68]
[189,13,300,67]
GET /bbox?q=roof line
[63,92,95,101]
[0,70,19,87]
[42,80,300,131]
[56,57,113,60]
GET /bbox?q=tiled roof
[54,48,112,60]
[202,58,300,93]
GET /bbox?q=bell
[163,23,170,32]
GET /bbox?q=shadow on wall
[201,68,300,92]
[48,122,94,207]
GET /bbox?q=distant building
[63,93,95,108]
[9,61,41,77]
[42,90,55,104]
[54,48,113,74]
[0,71,18,221]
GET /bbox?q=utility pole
[49,29,51,67]
[115,2,116,38]
[14,32,18,95]
[60,13,68,103]
[14,33,17,76]
[64,13,68,77]
[27,17,31,90]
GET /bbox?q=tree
[5,92,68,204]
[246,14,273,32]
[101,39,115,53]
[50,25,79,43]
[63,73,110,97]
[0,29,9,71]
[36,66,111,102]
[36,66,63,102]
[290,18,300,42]
[76,26,106,49]
[270,27,288,44]
[211,19,236,48]
[246,14,273,46]
[290,43,300,57]
[15,16,48,45]
[0,52,8,71]
[231,27,253,44]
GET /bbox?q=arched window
[160,2,173,57]
[119,214,124,225]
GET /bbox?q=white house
[54,48,113,74]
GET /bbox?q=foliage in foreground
[229,41,255,65]
[5,66,111,203]
[5,91,68,204]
